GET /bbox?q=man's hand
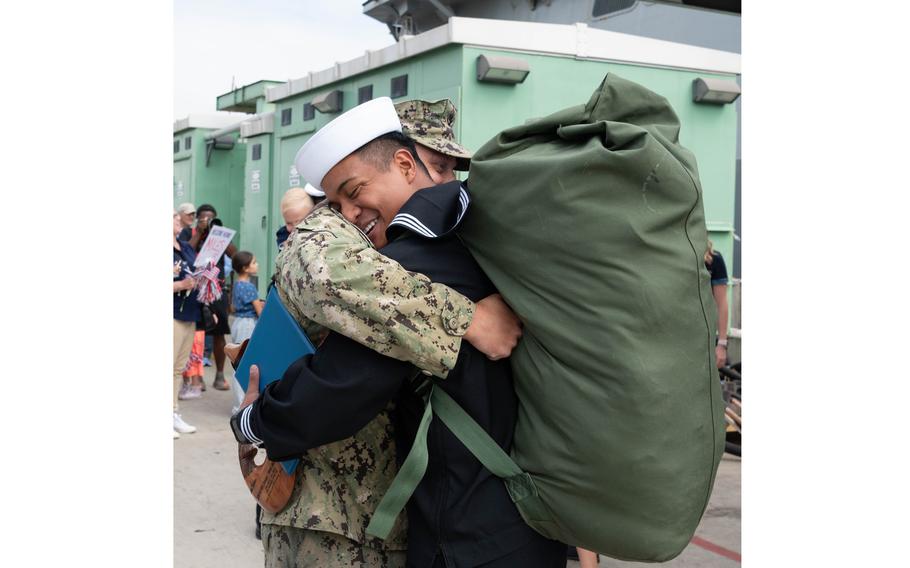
[463,294,523,361]
[240,364,261,411]
[229,363,262,448]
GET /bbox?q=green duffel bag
[368,74,725,562]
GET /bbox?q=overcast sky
[174,0,395,119]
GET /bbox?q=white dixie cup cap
[294,97,402,195]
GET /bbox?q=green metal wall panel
[458,46,738,271]
[195,133,246,238]
[240,134,274,297]
[173,156,192,205]
[272,131,314,244]
[173,129,247,254]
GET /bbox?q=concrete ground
[175,364,741,567]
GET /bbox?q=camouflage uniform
[275,205,474,376]
[261,523,405,568]
[260,204,476,566]
[394,99,473,171]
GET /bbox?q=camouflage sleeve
[274,206,475,378]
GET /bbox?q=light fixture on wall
[205,135,235,165]
[312,90,344,113]
[476,54,530,84]
[692,78,741,105]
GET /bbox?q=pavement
[175,364,741,567]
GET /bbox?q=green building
[235,111,277,295]
[173,82,281,291]
[179,17,741,303]
[172,112,250,242]
[212,81,281,293]
[263,17,740,270]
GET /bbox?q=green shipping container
[196,17,740,326]
[263,17,739,275]
[238,112,277,297]
[172,113,249,252]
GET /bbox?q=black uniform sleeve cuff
[230,405,264,445]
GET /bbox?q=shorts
[230,315,257,344]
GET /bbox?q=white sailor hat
[295,97,401,194]
[303,183,325,198]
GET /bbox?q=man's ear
[393,148,419,183]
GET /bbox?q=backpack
[368,74,726,562]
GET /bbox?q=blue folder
[235,287,316,475]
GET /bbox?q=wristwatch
[229,408,252,445]
[717,339,728,348]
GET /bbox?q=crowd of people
[172,189,325,435]
[173,96,730,568]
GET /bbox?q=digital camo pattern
[274,205,474,378]
[261,522,406,568]
[395,99,472,168]
[259,406,408,551]
[261,204,474,548]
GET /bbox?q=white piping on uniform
[455,187,470,226]
[240,406,264,445]
[390,213,438,238]
[389,186,472,237]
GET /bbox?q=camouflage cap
[395,99,472,171]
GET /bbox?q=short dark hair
[231,250,255,275]
[354,131,430,177]
[197,204,217,216]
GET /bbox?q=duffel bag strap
[366,384,436,539]
[367,385,543,540]
[431,388,553,527]
[429,387,523,478]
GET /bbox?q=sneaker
[203,357,213,367]
[213,373,229,391]
[179,384,199,400]
[174,412,197,434]
[178,383,190,399]
[174,430,180,439]
[180,385,202,400]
